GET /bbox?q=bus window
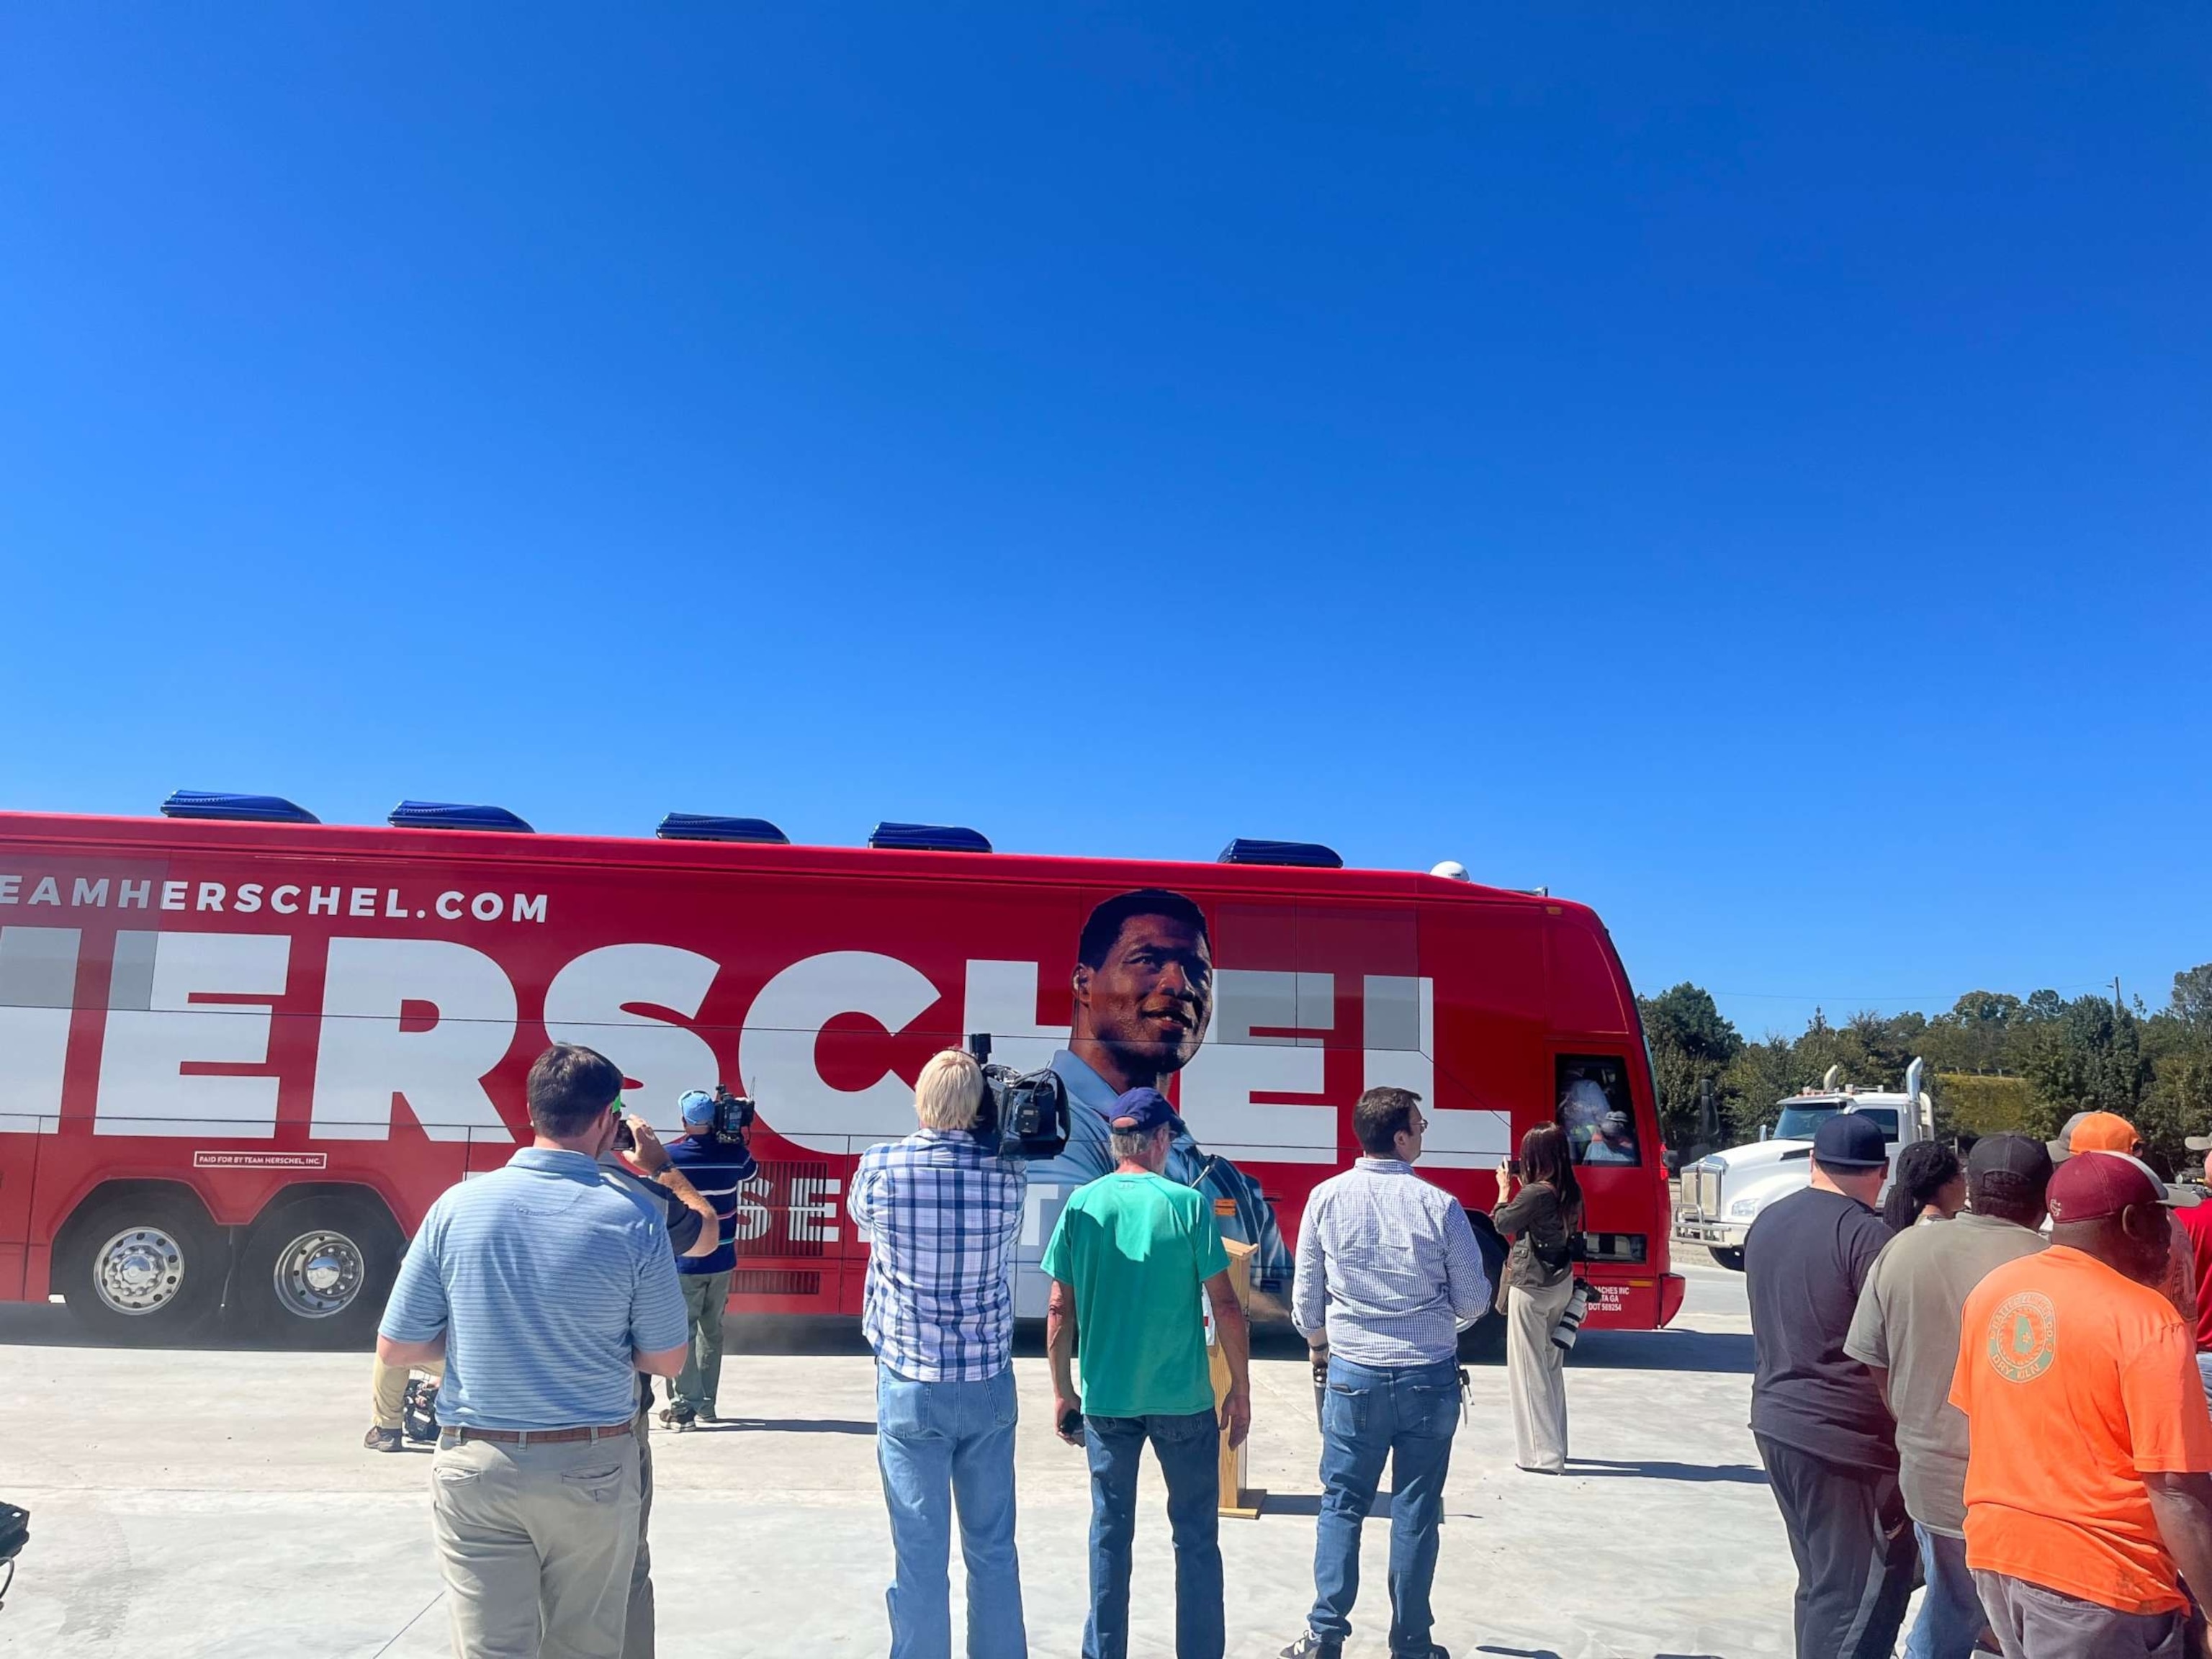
[1557,1054,1638,1166]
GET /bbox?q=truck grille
[1694,1167,1722,1217]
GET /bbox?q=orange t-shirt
[1949,1245,2212,1615]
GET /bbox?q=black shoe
[363,1426,403,1452]
[658,1404,696,1430]
[1392,1647,1449,1659]
[1280,1635,1341,1659]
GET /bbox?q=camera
[1551,1279,1593,1352]
[709,1084,755,1142]
[965,1033,1069,1159]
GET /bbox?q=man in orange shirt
[1950,1150,2212,1657]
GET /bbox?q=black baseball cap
[1812,1114,1889,1171]
[1109,1087,1182,1136]
[1966,1132,2053,1209]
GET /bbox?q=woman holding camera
[1493,1124,1584,1475]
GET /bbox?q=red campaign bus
[0,796,1683,1346]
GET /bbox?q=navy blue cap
[1109,1087,1182,1135]
[1812,1113,1889,1171]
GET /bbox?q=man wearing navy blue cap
[1746,1112,1917,1659]
[660,1087,757,1427]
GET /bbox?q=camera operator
[847,1048,1030,1659]
[598,1105,717,1659]
[658,1087,758,1427]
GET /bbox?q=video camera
[610,1084,754,1153]
[707,1084,755,1143]
[965,1033,1069,1160]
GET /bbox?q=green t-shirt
[1040,1171,1230,1419]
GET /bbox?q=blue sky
[3,4,2206,1039]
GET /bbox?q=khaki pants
[672,1269,732,1416]
[1507,1277,1573,1474]
[371,1354,446,1430]
[624,1401,654,1659]
[431,1431,642,1659]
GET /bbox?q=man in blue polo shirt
[660,1087,757,1426]
[378,1044,691,1659]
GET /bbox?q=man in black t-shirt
[1745,1114,1917,1659]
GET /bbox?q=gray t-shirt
[1843,1211,2046,1535]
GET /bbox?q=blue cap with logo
[678,1089,716,1128]
[1108,1087,1182,1136]
[1812,1113,1889,1171]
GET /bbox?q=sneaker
[1280,1635,1341,1659]
[362,1426,403,1453]
[658,1404,696,1430]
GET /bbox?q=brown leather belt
[439,1419,635,1447]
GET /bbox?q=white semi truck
[1674,1058,1936,1269]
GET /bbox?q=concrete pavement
[0,1260,1815,1658]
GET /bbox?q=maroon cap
[2046,1150,2182,1223]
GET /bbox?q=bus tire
[237,1192,402,1348]
[1457,1313,1507,1364]
[1709,1246,1745,1272]
[58,1189,225,1344]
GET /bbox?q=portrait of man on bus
[1033,886,1294,1305]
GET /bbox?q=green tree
[1637,983,1743,1150]
[2170,964,2212,1034]
[1719,1035,1805,1141]
[1847,1009,1926,1092]
[2020,994,2152,1146]
[1920,991,2025,1075]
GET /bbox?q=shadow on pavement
[5,1303,1750,1378]
[0,1302,312,1353]
[1259,1491,1395,1519]
[1564,1457,1767,1485]
[1568,1329,1753,1375]
[684,1416,876,1436]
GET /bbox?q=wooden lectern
[1209,1236,1265,1519]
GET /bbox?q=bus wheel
[238,1193,400,1348]
[1457,1312,1507,1364]
[1709,1246,1745,1272]
[59,1190,225,1344]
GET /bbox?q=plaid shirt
[848,1129,1026,1382]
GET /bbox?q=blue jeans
[874,1365,1028,1659]
[1905,1525,1984,1659]
[1308,1355,1460,1655]
[1082,1408,1223,1659]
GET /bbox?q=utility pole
[2113,976,2124,1012]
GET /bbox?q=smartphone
[1058,1407,1084,1439]
[1507,1157,1522,1177]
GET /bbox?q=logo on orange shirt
[1987,1290,2058,1383]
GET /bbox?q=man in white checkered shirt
[848,1048,1030,1659]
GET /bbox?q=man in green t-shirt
[1043,1087,1251,1659]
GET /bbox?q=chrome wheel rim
[271,1229,367,1319]
[94,1226,187,1316]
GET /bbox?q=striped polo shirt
[380,1147,690,1431]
